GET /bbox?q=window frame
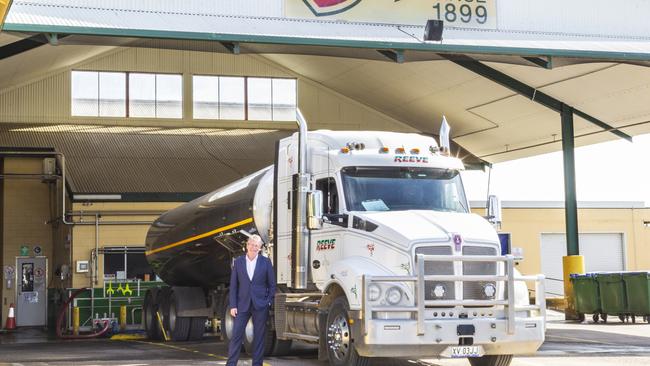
[192,74,297,121]
[71,70,183,119]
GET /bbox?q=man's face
[246,239,261,258]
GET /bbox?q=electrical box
[76,260,89,273]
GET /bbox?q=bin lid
[595,272,623,278]
[622,271,650,277]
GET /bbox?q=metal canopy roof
[0,123,292,199]
[1,1,650,164]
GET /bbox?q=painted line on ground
[131,340,271,366]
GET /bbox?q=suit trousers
[226,300,269,366]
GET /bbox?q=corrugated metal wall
[0,46,413,132]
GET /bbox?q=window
[102,246,155,281]
[316,177,339,214]
[71,71,182,119]
[72,71,126,117]
[341,167,469,213]
[129,73,183,118]
[192,75,296,121]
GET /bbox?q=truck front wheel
[468,354,513,366]
[326,297,368,366]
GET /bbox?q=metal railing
[363,254,546,336]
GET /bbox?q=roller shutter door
[540,233,625,297]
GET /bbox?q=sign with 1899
[431,0,495,28]
[285,0,497,30]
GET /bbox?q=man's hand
[230,308,238,317]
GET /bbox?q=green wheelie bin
[622,271,650,323]
[596,272,628,323]
[570,273,602,322]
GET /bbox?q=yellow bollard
[211,318,219,334]
[73,306,80,336]
[563,255,585,320]
[120,304,127,331]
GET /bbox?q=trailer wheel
[468,354,513,366]
[577,313,585,323]
[144,289,161,340]
[242,315,291,356]
[188,317,207,341]
[325,297,369,366]
[163,291,191,341]
[220,298,235,343]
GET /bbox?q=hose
[56,287,111,339]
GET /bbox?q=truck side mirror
[486,194,502,226]
[307,190,323,230]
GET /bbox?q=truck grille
[415,246,454,302]
[462,246,497,302]
[415,244,498,306]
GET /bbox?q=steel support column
[561,104,579,256]
[561,104,584,320]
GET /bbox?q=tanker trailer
[143,111,547,366]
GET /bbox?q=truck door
[311,177,343,286]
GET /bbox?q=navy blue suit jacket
[229,254,276,312]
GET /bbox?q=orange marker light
[380,147,389,153]
[411,148,420,154]
[395,147,405,154]
[341,147,350,153]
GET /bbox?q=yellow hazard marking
[155,311,169,341]
[130,340,272,365]
[117,283,124,294]
[111,334,147,341]
[145,217,253,256]
[106,282,115,296]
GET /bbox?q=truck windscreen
[340,167,468,213]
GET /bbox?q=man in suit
[226,234,276,366]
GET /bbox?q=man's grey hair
[247,234,263,246]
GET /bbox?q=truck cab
[273,131,546,366]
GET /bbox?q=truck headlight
[368,283,382,302]
[433,284,446,298]
[483,283,496,298]
[386,286,403,305]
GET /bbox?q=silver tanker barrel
[145,166,274,288]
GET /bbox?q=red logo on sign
[302,0,361,16]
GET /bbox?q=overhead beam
[443,54,633,142]
[523,56,553,69]
[377,49,404,63]
[219,41,240,55]
[0,33,69,60]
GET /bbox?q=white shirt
[246,254,258,281]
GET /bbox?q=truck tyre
[242,316,292,356]
[188,317,207,341]
[144,289,162,340]
[163,291,191,341]
[468,354,513,366]
[270,337,292,356]
[220,297,235,343]
[325,297,369,366]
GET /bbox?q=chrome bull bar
[362,254,546,336]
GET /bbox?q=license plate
[442,345,484,358]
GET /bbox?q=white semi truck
[143,111,546,366]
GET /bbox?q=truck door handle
[287,191,291,209]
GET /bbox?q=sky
[460,133,650,206]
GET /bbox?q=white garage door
[540,233,625,297]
